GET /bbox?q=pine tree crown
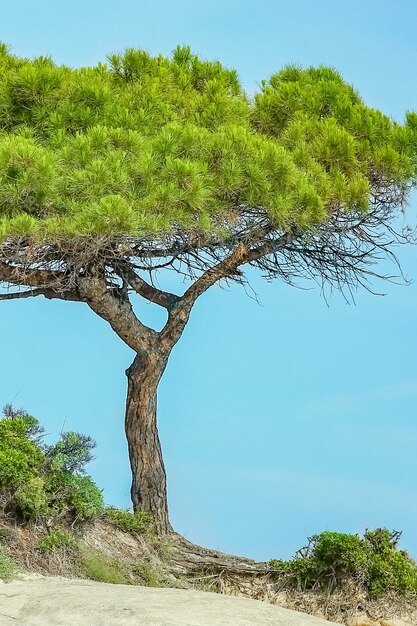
[0,43,415,245]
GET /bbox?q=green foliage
[132,563,163,587]
[270,529,417,598]
[364,529,417,597]
[0,46,414,241]
[37,528,74,554]
[37,457,103,522]
[0,527,13,544]
[67,475,104,520]
[103,507,152,534]
[0,547,17,581]
[0,406,103,523]
[46,431,96,475]
[78,546,130,584]
[14,476,49,519]
[0,410,45,490]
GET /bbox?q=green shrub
[78,546,130,584]
[0,406,104,525]
[310,531,369,587]
[103,507,152,534]
[133,563,163,587]
[0,528,14,545]
[0,413,44,490]
[270,532,370,591]
[0,548,17,581]
[42,468,103,520]
[364,529,417,597]
[37,529,75,554]
[67,475,104,520]
[45,431,96,475]
[14,476,49,519]
[270,529,417,598]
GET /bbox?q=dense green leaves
[270,529,417,598]
[0,412,44,489]
[0,45,415,242]
[45,431,96,474]
[0,407,104,522]
[103,507,152,534]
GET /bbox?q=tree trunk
[125,352,172,534]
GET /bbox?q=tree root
[167,532,271,576]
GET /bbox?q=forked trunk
[125,352,172,534]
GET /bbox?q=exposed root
[168,531,268,575]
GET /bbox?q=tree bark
[125,352,172,534]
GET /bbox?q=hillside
[1,516,417,626]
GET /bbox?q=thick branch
[182,232,292,305]
[0,260,159,352]
[78,275,158,353]
[0,287,81,302]
[159,231,293,353]
[0,261,66,290]
[116,263,180,311]
[0,198,409,353]
[0,261,83,302]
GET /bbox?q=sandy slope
[0,576,340,626]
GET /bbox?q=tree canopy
[1,45,416,533]
[0,43,415,279]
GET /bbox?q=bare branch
[115,263,180,311]
[0,287,81,302]
[158,231,293,352]
[0,260,66,290]
[0,288,47,301]
[0,181,413,357]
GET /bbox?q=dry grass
[1,515,416,626]
[190,568,417,626]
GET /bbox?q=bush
[42,468,102,520]
[0,406,103,525]
[0,528,14,545]
[78,546,130,585]
[14,476,49,519]
[309,531,369,587]
[37,528,75,554]
[68,475,104,520]
[0,548,17,581]
[0,412,44,490]
[270,528,417,598]
[103,507,152,534]
[132,563,163,587]
[45,431,96,474]
[364,529,417,597]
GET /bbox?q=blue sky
[0,0,416,561]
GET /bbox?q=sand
[0,576,340,625]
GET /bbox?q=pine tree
[0,44,416,533]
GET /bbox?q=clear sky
[0,0,416,561]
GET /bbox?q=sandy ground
[0,576,341,626]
